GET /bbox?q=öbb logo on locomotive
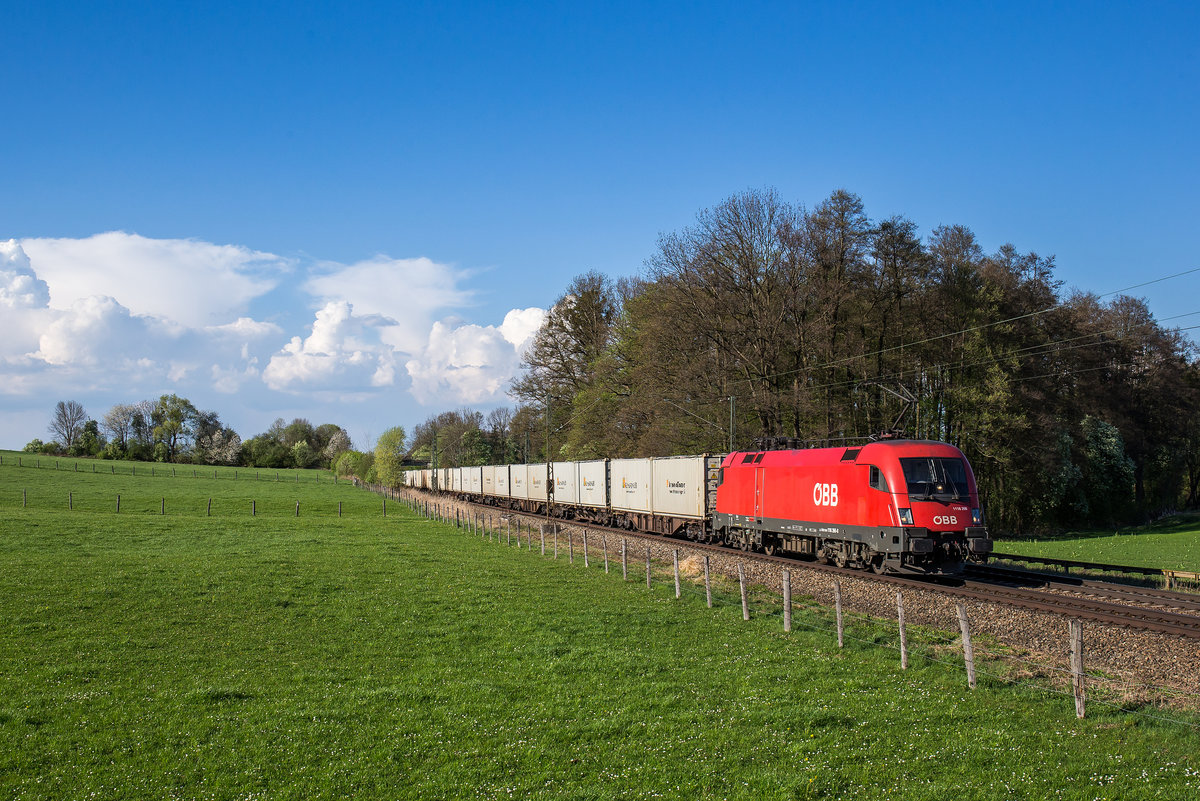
[813,483,839,507]
[405,440,992,575]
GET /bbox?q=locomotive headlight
[898,508,914,526]
[971,508,983,526]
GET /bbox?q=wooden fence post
[783,569,792,632]
[583,531,589,568]
[897,592,908,670]
[541,527,546,555]
[673,550,681,598]
[738,563,750,620]
[957,603,977,689]
[252,500,256,516]
[69,491,73,510]
[569,531,574,564]
[116,494,120,513]
[645,545,652,589]
[704,555,712,608]
[602,535,609,573]
[834,581,844,648]
[621,539,628,580]
[339,501,342,518]
[207,498,212,517]
[554,528,559,559]
[1070,619,1086,719]
[161,497,165,515]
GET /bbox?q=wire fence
[0,453,335,483]
[399,489,1200,731]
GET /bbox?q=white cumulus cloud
[405,307,546,404]
[0,230,549,448]
[262,300,398,392]
[34,295,155,368]
[0,240,51,309]
[19,231,287,327]
[304,255,473,354]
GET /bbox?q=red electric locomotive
[714,440,991,573]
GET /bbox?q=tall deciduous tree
[49,400,87,449]
[374,426,408,487]
[151,394,199,462]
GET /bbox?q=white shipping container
[451,468,462,492]
[551,461,578,505]
[609,458,653,513]
[495,465,511,498]
[510,464,529,500]
[576,460,608,509]
[482,466,496,496]
[651,456,707,519]
[528,463,549,502]
[468,466,483,495]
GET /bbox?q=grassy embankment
[2,450,1198,799]
[996,513,1200,573]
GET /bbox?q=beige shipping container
[510,464,529,500]
[551,461,578,505]
[576,459,608,509]
[495,465,511,499]
[609,458,653,513]
[650,456,707,519]
[528,463,549,502]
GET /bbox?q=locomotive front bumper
[965,526,992,554]
[906,529,935,554]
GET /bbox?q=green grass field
[996,514,1200,573]
[2,452,1198,799]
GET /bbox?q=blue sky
[2,1,1197,450]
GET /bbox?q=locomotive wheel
[870,555,887,574]
[763,541,778,557]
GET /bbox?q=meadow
[2,451,1198,799]
[996,514,1200,573]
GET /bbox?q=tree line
[419,188,1200,534]
[28,395,354,471]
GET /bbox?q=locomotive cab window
[869,465,889,492]
[900,457,969,501]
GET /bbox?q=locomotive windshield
[899,457,969,502]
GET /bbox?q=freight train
[403,439,991,574]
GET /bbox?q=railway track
[966,563,1200,614]
[409,490,1200,640]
